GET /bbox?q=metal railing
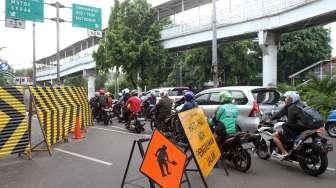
[161,0,317,40]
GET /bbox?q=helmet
[184,91,194,102]
[219,91,232,104]
[150,91,155,96]
[283,91,300,104]
[160,91,169,97]
[123,88,130,94]
[131,90,138,96]
[106,92,110,96]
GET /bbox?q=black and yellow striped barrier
[0,86,30,157]
[29,86,92,147]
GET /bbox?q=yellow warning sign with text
[178,107,221,177]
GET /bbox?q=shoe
[278,153,289,161]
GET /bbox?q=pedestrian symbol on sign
[140,130,187,188]
[155,145,178,177]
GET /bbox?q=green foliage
[64,75,87,88]
[297,75,336,117]
[0,73,7,86]
[14,68,33,77]
[166,39,262,89]
[95,73,108,90]
[278,26,331,82]
[93,0,169,88]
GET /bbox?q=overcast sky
[0,0,336,70]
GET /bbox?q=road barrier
[0,86,30,157]
[29,86,92,147]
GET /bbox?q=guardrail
[161,0,317,40]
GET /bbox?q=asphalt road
[1,118,336,188]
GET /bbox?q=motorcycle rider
[208,91,239,142]
[155,91,173,129]
[178,91,198,112]
[143,91,157,118]
[121,88,131,122]
[125,90,141,128]
[97,89,107,121]
[269,91,306,159]
[105,92,113,109]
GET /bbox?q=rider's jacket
[179,100,198,112]
[208,103,239,135]
[271,102,308,136]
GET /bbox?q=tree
[0,73,7,86]
[64,75,87,88]
[93,0,169,88]
[278,26,331,82]
[166,39,262,89]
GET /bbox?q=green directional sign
[72,3,102,30]
[5,0,44,22]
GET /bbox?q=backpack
[296,103,324,129]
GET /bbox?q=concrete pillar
[258,31,278,87]
[88,75,96,99]
[84,69,96,99]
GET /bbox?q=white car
[194,86,281,132]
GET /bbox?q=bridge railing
[161,0,317,40]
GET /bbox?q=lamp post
[212,0,218,88]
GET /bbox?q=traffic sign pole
[56,1,61,85]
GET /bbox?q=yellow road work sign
[178,107,221,177]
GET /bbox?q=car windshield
[252,89,280,105]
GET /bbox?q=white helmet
[283,91,300,103]
[123,88,130,94]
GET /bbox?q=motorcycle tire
[232,145,251,172]
[326,123,336,138]
[299,143,328,176]
[256,139,270,160]
[104,119,109,125]
[150,119,155,131]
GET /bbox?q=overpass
[36,0,336,98]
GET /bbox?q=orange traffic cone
[73,117,84,139]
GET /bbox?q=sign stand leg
[220,155,229,176]
[121,138,154,188]
[121,140,136,188]
[137,139,155,188]
[182,146,209,188]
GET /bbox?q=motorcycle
[256,117,333,176]
[215,131,259,172]
[125,112,146,133]
[102,108,114,125]
[325,109,336,138]
[141,100,155,120]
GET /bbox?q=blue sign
[0,60,9,72]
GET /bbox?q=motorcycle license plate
[326,144,333,152]
[241,142,255,149]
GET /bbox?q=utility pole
[212,0,218,88]
[33,22,36,86]
[48,1,67,85]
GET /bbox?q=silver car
[194,86,281,132]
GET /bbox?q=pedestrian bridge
[36,0,336,98]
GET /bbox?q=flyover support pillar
[84,69,96,99]
[258,31,278,87]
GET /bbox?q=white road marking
[55,148,113,166]
[274,159,336,172]
[92,126,151,136]
[109,125,128,131]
